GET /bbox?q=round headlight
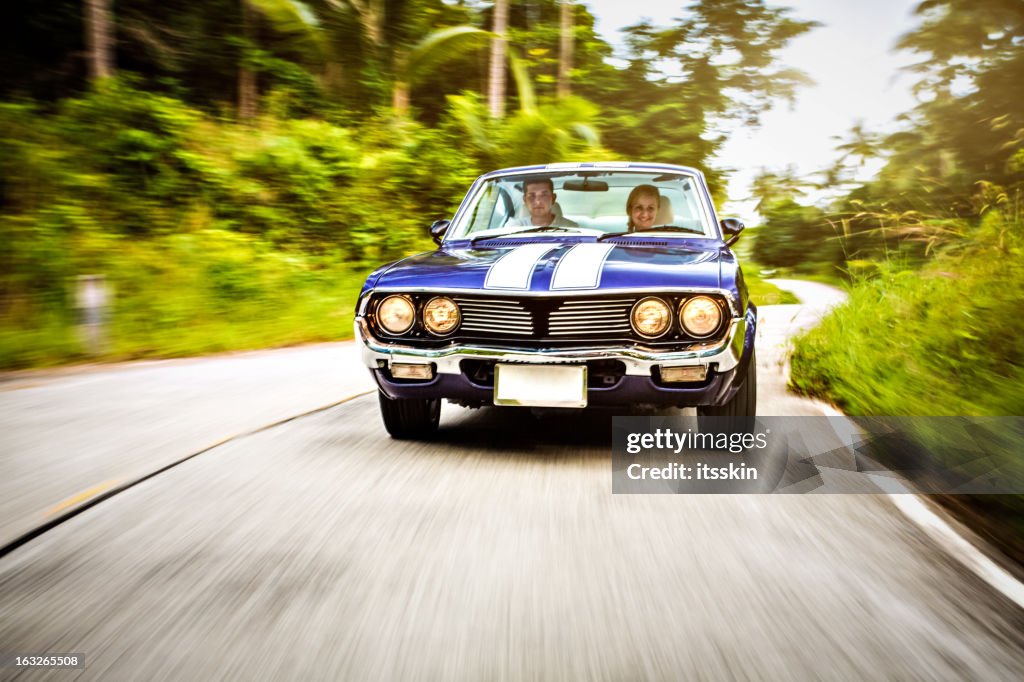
[679,296,722,337]
[423,296,460,335]
[630,297,672,338]
[377,295,415,334]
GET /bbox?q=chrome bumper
[355,317,745,376]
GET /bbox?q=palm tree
[242,0,325,119]
[84,0,115,81]
[392,26,491,116]
[343,0,385,48]
[488,0,509,118]
[557,0,573,98]
[238,0,258,119]
[245,1,488,118]
[834,120,881,167]
[748,167,806,213]
[448,55,604,169]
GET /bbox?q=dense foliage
[0,0,813,368]
[792,215,1024,415]
[771,0,1024,418]
[766,1,1024,553]
[753,0,1024,277]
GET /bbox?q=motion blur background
[1,5,1023,676]
[0,0,1021,414]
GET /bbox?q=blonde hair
[627,185,661,228]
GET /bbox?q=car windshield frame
[445,168,718,242]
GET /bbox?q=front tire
[698,348,757,434]
[378,390,441,439]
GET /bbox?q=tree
[643,0,819,127]
[235,0,486,119]
[753,199,837,268]
[442,91,606,169]
[612,0,818,200]
[85,0,115,81]
[237,0,327,118]
[238,0,258,118]
[392,26,491,117]
[889,0,1024,198]
[504,1,618,105]
[834,121,881,167]
[343,0,384,48]
[749,166,805,213]
[488,0,509,117]
[557,0,573,98]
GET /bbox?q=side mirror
[430,219,450,246]
[720,217,745,246]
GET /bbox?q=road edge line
[816,401,1024,610]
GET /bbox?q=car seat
[655,195,673,225]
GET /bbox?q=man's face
[523,182,555,224]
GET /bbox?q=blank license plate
[494,364,587,408]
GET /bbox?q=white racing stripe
[551,243,616,290]
[484,244,558,290]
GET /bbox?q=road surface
[1,280,1021,680]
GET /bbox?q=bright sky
[582,0,923,220]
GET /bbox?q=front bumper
[371,367,738,408]
[355,306,756,408]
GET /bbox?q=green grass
[790,254,1023,416]
[755,264,848,289]
[789,239,1024,564]
[0,232,372,370]
[107,271,365,360]
[744,268,800,306]
[0,312,83,368]
[2,269,801,369]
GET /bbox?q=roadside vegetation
[1,0,817,369]
[791,233,1023,417]
[735,0,1024,419]
[751,0,1023,559]
[789,225,1024,561]
[742,270,799,307]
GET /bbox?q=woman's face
[631,193,659,229]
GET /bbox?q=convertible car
[355,163,757,438]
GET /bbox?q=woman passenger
[626,185,660,231]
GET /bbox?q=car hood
[372,239,724,293]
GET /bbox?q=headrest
[655,195,673,225]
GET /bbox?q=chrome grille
[549,299,633,336]
[453,297,534,336]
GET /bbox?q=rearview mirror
[430,219,450,245]
[720,217,745,246]
[561,180,609,191]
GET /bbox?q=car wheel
[378,390,441,439]
[697,348,757,435]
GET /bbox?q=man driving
[510,177,579,227]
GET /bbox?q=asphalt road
[1,280,1022,680]
[0,342,375,549]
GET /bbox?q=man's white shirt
[508,215,579,228]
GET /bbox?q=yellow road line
[48,479,122,516]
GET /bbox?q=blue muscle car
[355,163,757,438]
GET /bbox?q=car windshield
[446,170,714,241]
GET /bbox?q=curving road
[1,280,1022,680]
